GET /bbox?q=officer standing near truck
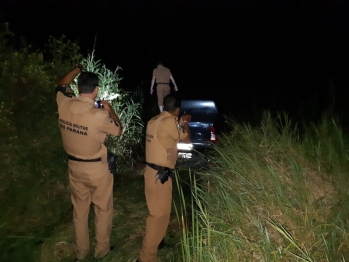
[55,65,122,261]
[150,62,179,112]
[137,94,191,262]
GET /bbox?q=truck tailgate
[189,122,211,141]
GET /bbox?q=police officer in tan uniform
[150,62,179,112]
[55,65,122,261]
[137,94,191,262]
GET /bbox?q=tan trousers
[156,84,171,106]
[68,161,114,260]
[139,166,172,262]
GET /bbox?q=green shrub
[174,112,349,261]
[0,24,75,262]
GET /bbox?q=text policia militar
[59,118,88,136]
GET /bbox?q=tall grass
[174,112,349,261]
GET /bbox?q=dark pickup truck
[177,100,225,161]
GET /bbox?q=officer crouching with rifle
[55,64,122,261]
[136,94,191,262]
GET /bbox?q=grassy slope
[175,113,349,261]
[3,99,349,262]
[4,108,349,262]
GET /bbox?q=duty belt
[157,82,170,85]
[68,155,101,162]
[147,162,175,184]
[147,162,174,172]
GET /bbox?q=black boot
[136,240,171,262]
[158,239,174,249]
[158,239,166,250]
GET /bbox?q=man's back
[57,92,120,160]
[153,66,171,83]
[146,111,178,169]
[150,63,178,112]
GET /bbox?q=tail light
[210,125,217,142]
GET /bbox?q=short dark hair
[157,61,163,65]
[163,94,181,112]
[77,72,99,94]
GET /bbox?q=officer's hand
[174,86,178,92]
[180,114,191,124]
[73,64,84,71]
[150,89,153,95]
[100,100,112,110]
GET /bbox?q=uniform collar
[161,111,175,118]
[77,96,95,104]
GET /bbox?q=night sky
[2,0,349,120]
